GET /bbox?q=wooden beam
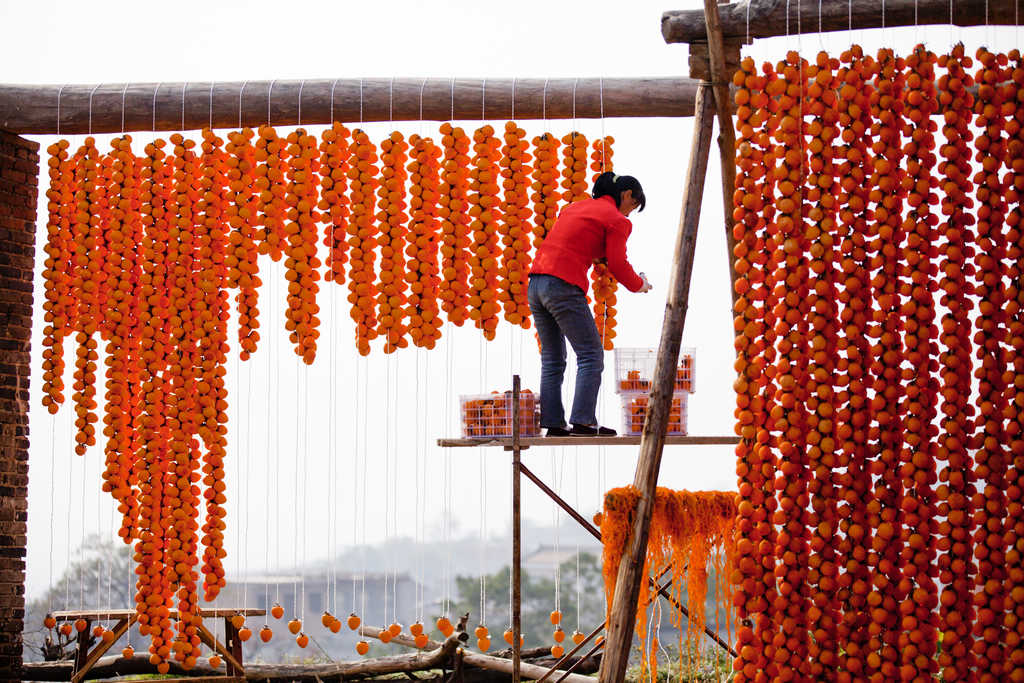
[597,84,717,683]
[0,77,704,135]
[699,0,742,313]
[662,0,1019,43]
[437,435,739,448]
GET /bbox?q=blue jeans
[527,274,604,428]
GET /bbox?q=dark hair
[592,171,646,212]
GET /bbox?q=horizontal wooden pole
[437,435,739,448]
[0,77,702,135]
[662,0,1018,43]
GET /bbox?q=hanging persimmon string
[731,45,1024,681]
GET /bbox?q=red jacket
[530,195,644,295]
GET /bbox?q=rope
[390,76,395,122]
[359,78,364,124]
[209,81,215,130]
[481,78,487,120]
[511,77,516,121]
[298,79,305,126]
[267,79,276,126]
[542,79,549,120]
[330,79,338,123]
[239,81,247,129]
[451,77,456,121]
[152,83,161,132]
[56,84,65,136]
[180,81,187,131]
[88,83,101,135]
[294,355,301,618]
[121,83,129,134]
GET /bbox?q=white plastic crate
[614,347,696,394]
[620,391,688,436]
[460,390,541,438]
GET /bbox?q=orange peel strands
[319,122,352,286]
[283,128,323,364]
[601,487,737,681]
[467,124,502,339]
[438,123,472,326]
[589,136,617,350]
[377,131,410,353]
[346,129,380,356]
[406,133,444,349]
[224,127,262,360]
[498,121,533,329]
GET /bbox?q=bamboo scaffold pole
[0,77,701,135]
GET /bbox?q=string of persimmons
[731,44,1023,681]
[38,121,615,671]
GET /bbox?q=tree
[452,552,605,648]
[23,534,135,662]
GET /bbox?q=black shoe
[570,424,617,436]
[545,427,571,437]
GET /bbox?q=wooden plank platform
[437,435,739,448]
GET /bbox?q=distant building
[523,544,602,578]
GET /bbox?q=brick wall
[0,130,38,683]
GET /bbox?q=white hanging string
[297,79,305,126]
[180,81,187,132]
[88,84,101,135]
[542,79,549,120]
[510,77,517,121]
[359,78,364,124]
[330,79,339,123]
[208,81,215,130]
[152,83,161,132]
[239,81,247,129]
[56,84,65,136]
[389,76,395,122]
[121,83,129,134]
[746,0,752,44]
[267,79,276,127]
[450,77,456,121]
[481,78,487,121]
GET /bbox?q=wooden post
[511,374,522,683]
[699,0,742,311]
[72,620,92,676]
[597,83,717,683]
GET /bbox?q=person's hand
[638,273,653,293]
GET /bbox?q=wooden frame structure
[2,0,1013,681]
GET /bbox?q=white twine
[181,81,187,131]
[88,83,101,135]
[298,79,306,126]
[209,81,215,130]
[152,83,161,132]
[329,79,338,123]
[121,83,129,133]
[267,79,276,126]
[239,81,247,129]
[56,84,65,136]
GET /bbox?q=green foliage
[452,552,605,647]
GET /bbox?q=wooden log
[598,84,718,683]
[662,0,1019,43]
[699,0,741,312]
[436,435,740,448]
[0,78,703,135]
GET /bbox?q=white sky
[3,0,1017,602]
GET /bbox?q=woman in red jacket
[528,172,652,436]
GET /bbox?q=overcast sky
[3,0,1016,606]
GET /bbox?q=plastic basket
[620,391,688,436]
[614,347,696,394]
[460,390,541,438]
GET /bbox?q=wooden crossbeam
[0,77,703,135]
[437,435,739,448]
[662,0,1018,43]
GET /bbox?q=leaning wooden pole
[597,83,717,683]
[511,373,523,683]
[699,0,741,311]
[0,78,702,135]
